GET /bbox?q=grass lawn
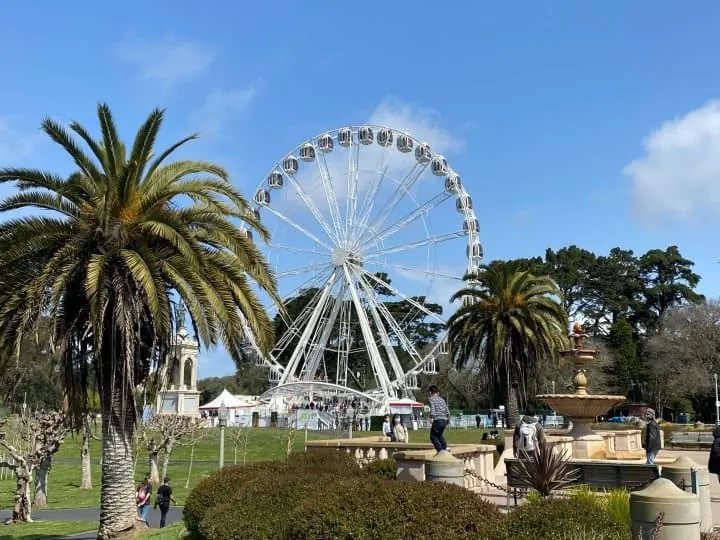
[139,522,185,539]
[0,520,95,539]
[0,427,502,512]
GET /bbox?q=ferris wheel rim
[250,123,481,400]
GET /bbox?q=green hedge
[363,458,397,480]
[185,451,501,540]
[186,451,636,540]
[499,497,629,540]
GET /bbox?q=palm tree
[0,104,279,537]
[447,261,568,429]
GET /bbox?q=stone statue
[571,322,585,350]
[175,302,187,333]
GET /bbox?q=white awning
[199,388,247,409]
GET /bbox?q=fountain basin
[537,393,626,458]
[537,393,626,421]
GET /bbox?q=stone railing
[305,437,497,492]
[392,444,497,492]
[306,437,440,465]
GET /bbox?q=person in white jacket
[392,415,408,443]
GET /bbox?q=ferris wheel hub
[331,247,363,267]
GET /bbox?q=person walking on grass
[136,474,152,524]
[427,385,451,454]
[644,409,662,465]
[154,477,176,528]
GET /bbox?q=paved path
[0,507,183,539]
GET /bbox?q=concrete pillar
[425,453,464,487]
[178,359,185,390]
[630,478,700,540]
[661,456,713,534]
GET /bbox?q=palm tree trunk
[80,430,92,489]
[33,458,50,509]
[97,379,138,538]
[506,382,521,430]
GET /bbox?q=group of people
[136,475,176,528]
[381,414,409,443]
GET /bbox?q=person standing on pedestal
[427,385,450,454]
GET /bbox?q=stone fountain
[536,323,627,459]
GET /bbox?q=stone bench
[392,444,497,492]
[669,432,713,447]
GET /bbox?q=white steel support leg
[302,284,345,380]
[351,266,407,384]
[342,264,396,400]
[279,272,337,385]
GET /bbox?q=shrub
[187,450,365,538]
[183,461,288,536]
[498,497,629,540]
[287,478,502,540]
[364,458,397,480]
[187,449,502,540]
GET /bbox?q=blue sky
[2,1,720,378]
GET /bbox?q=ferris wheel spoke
[358,192,451,252]
[267,243,330,257]
[350,164,388,246]
[357,276,426,386]
[357,163,427,248]
[277,262,333,278]
[283,172,340,246]
[316,153,346,246]
[349,144,394,244]
[359,268,446,324]
[279,272,338,384]
[342,264,396,399]
[345,142,361,246]
[402,339,446,378]
[363,231,464,260]
[335,295,352,387]
[352,267,412,384]
[272,279,331,356]
[363,259,463,282]
[301,281,345,381]
[263,205,333,251]
[267,267,333,326]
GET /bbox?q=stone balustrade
[392,444,497,491]
[305,437,497,492]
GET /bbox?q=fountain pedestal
[537,326,626,459]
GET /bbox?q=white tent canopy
[199,388,247,410]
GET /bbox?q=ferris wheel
[245,125,482,405]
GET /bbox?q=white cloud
[191,84,260,136]
[624,100,720,223]
[0,116,41,163]
[113,36,214,88]
[368,98,464,154]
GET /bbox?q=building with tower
[155,305,201,418]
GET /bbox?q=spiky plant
[516,441,581,497]
[0,104,279,537]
